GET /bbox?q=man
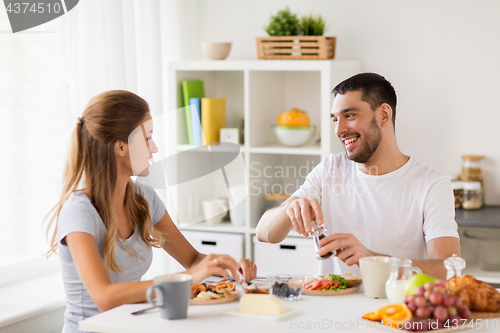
[256,73,459,279]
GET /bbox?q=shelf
[176,144,246,153]
[170,60,362,72]
[248,144,321,156]
[179,221,248,234]
[168,59,362,264]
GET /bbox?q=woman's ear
[379,103,393,128]
[115,140,128,157]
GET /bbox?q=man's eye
[147,136,152,140]
[331,117,338,123]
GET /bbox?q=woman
[45,90,256,333]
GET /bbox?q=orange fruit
[378,304,413,326]
[277,108,310,126]
[362,310,381,321]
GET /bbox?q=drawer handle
[202,240,217,246]
[280,245,296,250]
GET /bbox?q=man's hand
[285,198,324,237]
[318,233,379,266]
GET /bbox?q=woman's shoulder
[133,180,158,200]
[59,191,99,222]
[58,191,101,240]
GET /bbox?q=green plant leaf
[264,7,300,36]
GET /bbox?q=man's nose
[335,118,347,138]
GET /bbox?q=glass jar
[462,181,482,210]
[311,220,336,259]
[443,254,466,280]
[385,258,422,304]
[461,155,485,184]
[451,181,464,209]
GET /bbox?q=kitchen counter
[455,206,500,228]
[79,286,500,333]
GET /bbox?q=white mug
[359,256,392,299]
[202,199,228,224]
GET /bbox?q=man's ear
[115,140,128,157]
[379,103,393,128]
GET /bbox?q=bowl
[243,280,270,295]
[266,275,305,300]
[463,228,500,271]
[201,42,232,60]
[272,125,316,147]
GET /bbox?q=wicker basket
[256,36,336,60]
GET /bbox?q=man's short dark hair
[332,73,397,129]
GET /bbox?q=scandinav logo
[3,0,79,33]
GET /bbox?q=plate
[190,291,240,305]
[224,307,299,321]
[302,284,362,296]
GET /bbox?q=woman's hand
[185,253,239,285]
[238,258,257,281]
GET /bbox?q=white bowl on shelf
[201,42,232,60]
[272,125,316,147]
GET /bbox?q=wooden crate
[256,36,336,60]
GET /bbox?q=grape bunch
[404,279,471,330]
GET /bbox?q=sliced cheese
[240,294,285,315]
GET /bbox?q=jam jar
[451,181,464,209]
[462,181,482,210]
[461,155,485,185]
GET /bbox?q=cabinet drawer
[253,235,319,275]
[183,231,244,260]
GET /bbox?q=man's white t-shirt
[293,153,459,275]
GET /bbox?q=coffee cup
[146,274,192,319]
[359,256,392,299]
[202,199,228,225]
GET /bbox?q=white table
[79,285,500,333]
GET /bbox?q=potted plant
[257,7,335,60]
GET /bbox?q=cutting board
[375,311,500,332]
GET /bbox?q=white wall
[192,0,500,205]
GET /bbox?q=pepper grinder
[444,254,466,280]
[311,220,336,260]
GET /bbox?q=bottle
[311,220,335,260]
[462,181,482,210]
[444,254,466,280]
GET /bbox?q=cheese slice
[240,294,286,315]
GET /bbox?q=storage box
[256,36,336,60]
[183,231,244,260]
[253,235,318,275]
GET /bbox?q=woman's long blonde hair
[45,90,164,272]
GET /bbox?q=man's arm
[413,237,461,280]
[256,202,292,243]
[256,196,324,243]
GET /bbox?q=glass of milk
[385,258,422,304]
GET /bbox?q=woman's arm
[155,210,257,282]
[65,232,153,312]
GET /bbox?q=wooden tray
[190,292,239,305]
[302,284,361,296]
[256,36,336,60]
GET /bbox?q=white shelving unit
[167,60,361,260]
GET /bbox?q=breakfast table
[79,284,500,333]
